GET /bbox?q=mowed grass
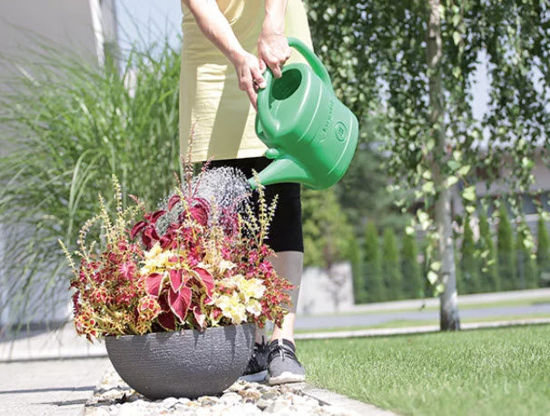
[297,325,550,416]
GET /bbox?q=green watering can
[250,37,359,190]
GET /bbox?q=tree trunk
[427,0,461,330]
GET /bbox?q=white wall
[0,0,116,327]
[296,262,354,315]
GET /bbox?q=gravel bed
[84,363,358,416]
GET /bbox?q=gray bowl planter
[104,323,255,400]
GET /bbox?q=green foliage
[333,115,406,230]
[515,219,538,289]
[363,222,384,302]
[536,216,550,288]
[401,232,423,299]
[454,240,463,295]
[302,187,353,269]
[496,206,516,291]
[460,216,479,294]
[381,228,403,300]
[304,0,550,306]
[348,234,367,304]
[478,211,500,292]
[0,39,182,326]
[301,1,412,237]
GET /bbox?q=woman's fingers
[269,61,283,79]
[257,33,290,78]
[238,68,257,109]
[247,86,258,110]
[233,51,269,109]
[259,58,266,73]
[261,51,284,78]
[251,66,266,89]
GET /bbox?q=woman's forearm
[182,0,245,63]
[263,0,289,34]
[182,0,267,108]
[258,0,291,79]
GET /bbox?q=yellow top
[179,0,313,163]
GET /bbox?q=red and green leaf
[192,305,206,329]
[169,269,183,292]
[168,286,192,323]
[130,221,147,240]
[167,195,181,211]
[193,267,214,297]
[145,273,163,297]
[157,311,176,331]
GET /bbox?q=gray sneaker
[266,338,305,385]
[239,337,269,382]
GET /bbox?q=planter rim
[104,321,255,340]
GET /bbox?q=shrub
[364,222,384,302]
[536,215,550,287]
[349,234,367,304]
[515,219,538,289]
[382,228,403,300]
[460,216,479,294]
[478,211,499,292]
[401,232,423,299]
[497,206,516,290]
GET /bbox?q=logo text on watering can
[318,98,335,143]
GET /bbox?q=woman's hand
[230,49,267,110]
[257,30,291,79]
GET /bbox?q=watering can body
[251,37,359,190]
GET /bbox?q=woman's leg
[207,157,305,383]
[267,250,303,344]
[208,157,304,336]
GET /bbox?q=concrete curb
[301,383,399,416]
[295,317,550,340]
[344,288,550,314]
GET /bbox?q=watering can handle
[256,37,333,134]
[287,37,333,92]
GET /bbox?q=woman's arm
[258,0,291,78]
[182,0,266,108]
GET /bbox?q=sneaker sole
[238,369,268,383]
[267,371,306,385]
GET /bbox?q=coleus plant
[60,170,293,342]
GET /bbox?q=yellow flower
[245,298,262,317]
[140,242,179,275]
[218,260,236,274]
[234,275,266,302]
[214,292,247,324]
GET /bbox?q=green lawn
[297,325,550,416]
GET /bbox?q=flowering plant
[60,168,293,342]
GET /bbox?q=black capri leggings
[208,156,304,253]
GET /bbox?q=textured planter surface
[105,323,255,400]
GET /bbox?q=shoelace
[268,340,301,364]
[252,339,268,359]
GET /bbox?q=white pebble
[161,396,179,408]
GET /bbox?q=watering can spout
[248,158,310,189]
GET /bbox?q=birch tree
[305,0,550,329]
